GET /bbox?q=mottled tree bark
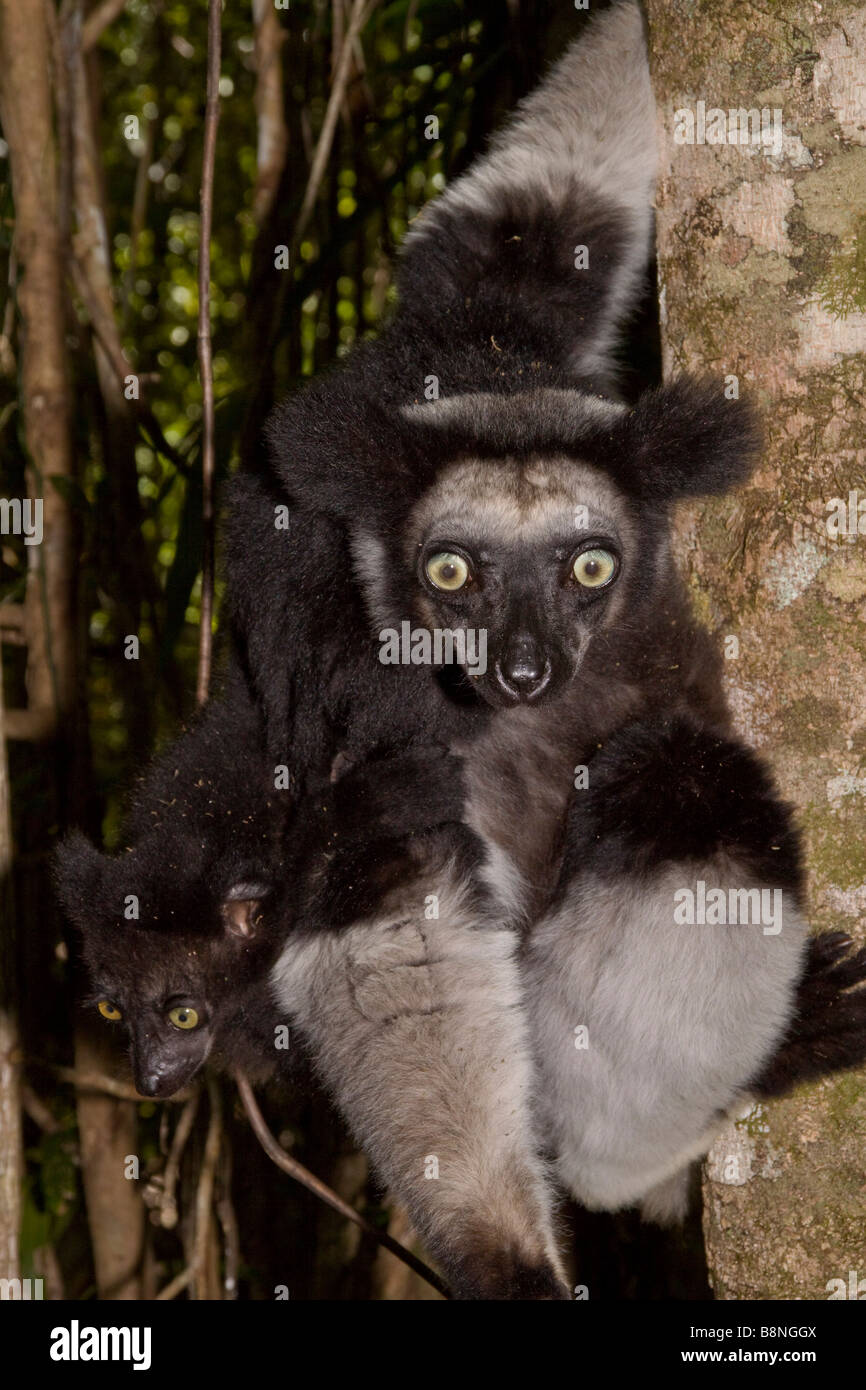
[646,0,866,1299]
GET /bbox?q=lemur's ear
[622,378,763,501]
[265,385,419,526]
[53,832,109,933]
[220,881,272,939]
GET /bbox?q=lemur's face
[57,831,278,1098]
[79,879,273,1097]
[404,456,639,708]
[83,937,221,1100]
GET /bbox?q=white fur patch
[523,862,808,1213]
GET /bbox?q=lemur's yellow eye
[98,1000,122,1022]
[573,548,617,589]
[426,552,470,592]
[168,1006,199,1031]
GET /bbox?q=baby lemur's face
[80,888,271,1099]
[56,831,281,1098]
[403,455,647,708]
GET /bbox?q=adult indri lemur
[231,0,866,1276]
[57,1,866,1299]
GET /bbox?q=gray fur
[400,387,627,439]
[523,861,808,1216]
[274,0,796,1273]
[406,452,633,553]
[271,849,566,1289]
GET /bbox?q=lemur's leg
[523,717,812,1218]
[638,933,866,1225]
[273,756,567,1301]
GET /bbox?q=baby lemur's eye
[425,552,471,592]
[168,1005,200,1031]
[98,1000,122,1022]
[572,548,617,589]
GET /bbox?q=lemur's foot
[751,931,866,1098]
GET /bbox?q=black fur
[751,932,866,1098]
[556,716,803,897]
[54,663,293,1097]
[54,678,474,1095]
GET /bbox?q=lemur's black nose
[505,656,542,686]
[496,636,551,700]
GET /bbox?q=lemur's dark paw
[804,930,866,990]
[750,931,866,1099]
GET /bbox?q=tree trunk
[0,647,21,1285]
[0,0,75,727]
[646,0,866,1299]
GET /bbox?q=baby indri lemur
[57,1,866,1299]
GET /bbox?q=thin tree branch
[81,0,127,51]
[195,0,221,708]
[235,1069,450,1299]
[155,1265,193,1301]
[216,1127,240,1299]
[296,0,376,243]
[69,256,192,478]
[28,1056,194,1103]
[21,1083,60,1134]
[191,1076,222,1299]
[251,0,289,226]
[158,1089,200,1230]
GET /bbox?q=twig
[122,113,157,328]
[81,0,127,51]
[191,1076,222,1299]
[49,1065,147,1102]
[196,0,222,708]
[159,1090,200,1229]
[235,1068,450,1299]
[296,0,375,242]
[155,1265,193,1301]
[69,256,192,478]
[251,0,289,226]
[21,1083,60,1134]
[216,1127,240,1299]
